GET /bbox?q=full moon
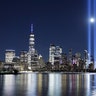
[90,18,95,23]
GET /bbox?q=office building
[49,44,62,65]
[5,49,15,63]
[20,51,28,63]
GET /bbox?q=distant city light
[90,18,95,23]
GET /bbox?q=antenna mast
[31,24,33,33]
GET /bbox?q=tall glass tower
[27,24,39,70]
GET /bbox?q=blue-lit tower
[29,24,35,56]
[28,24,40,70]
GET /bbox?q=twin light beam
[88,0,96,69]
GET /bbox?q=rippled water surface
[0,73,96,96]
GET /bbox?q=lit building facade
[49,44,62,65]
[20,51,28,63]
[5,49,15,63]
[38,54,45,68]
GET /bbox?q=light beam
[94,0,96,69]
[88,0,91,64]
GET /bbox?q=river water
[0,72,96,96]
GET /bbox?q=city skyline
[0,0,87,61]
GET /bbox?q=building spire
[31,24,33,33]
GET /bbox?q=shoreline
[0,71,96,75]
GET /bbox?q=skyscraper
[27,24,40,70]
[49,44,62,65]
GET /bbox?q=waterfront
[0,73,96,96]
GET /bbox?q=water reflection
[2,75,15,96]
[48,73,61,96]
[27,74,37,96]
[0,73,96,96]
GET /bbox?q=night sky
[0,0,88,61]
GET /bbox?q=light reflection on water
[48,73,61,96]
[0,73,96,96]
